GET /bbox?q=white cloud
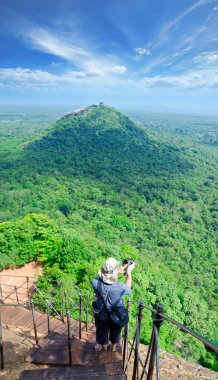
[148,0,211,50]
[193,52,218,64]
[0,68,57,83]
[0,66,126,90]
[0,68,90,89]
[25,27,90,62]
[110,66,127,74]
[22,27,126,77]
[207,53,218,61]
[1,66,217,92]
[143,69,218,89]
[135,48,150,56]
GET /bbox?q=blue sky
[0,0,218,114]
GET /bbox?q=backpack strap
[98,281,125,311]
[97,280,111,308]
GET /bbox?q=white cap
[98,257,120,284]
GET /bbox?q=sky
[0,0,218,115]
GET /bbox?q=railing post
[147,303,164,380]
[26,276,30,301]
[79,294,82,339]
[67,311,72,365]
[61,282,65,322]
[85,296,89,332]
[31,300,38,344]
[0,307,4,370]
[91,293,95,324]
[123,298,130,371]
[14,286,19,304]
[47,301,50,334]
[132,300,144,380]
[154,303,164,380]
[64,291,67,315]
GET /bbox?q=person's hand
[118,264,129,274]
[126,262,135,274]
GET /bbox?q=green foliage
[0,213,60,268]
[0,106,217,371]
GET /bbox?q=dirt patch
[0,262,43,304]
[0,261,43,279]
[0,326,45,380]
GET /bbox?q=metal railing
[0,274,217,379]
[122,301,218,380]
[0,275,95,370]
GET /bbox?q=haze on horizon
[0,0,218,116]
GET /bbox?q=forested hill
[0,104,217,370]
[19,103,192,184]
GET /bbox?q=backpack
[93,280,129,328]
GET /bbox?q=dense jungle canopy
[0,104,217,370]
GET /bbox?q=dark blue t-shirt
[92,276,131,317]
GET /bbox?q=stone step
[18,363,124,378]
[26,345,122,366]
[17,375,127,380]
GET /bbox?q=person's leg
[95,317,110,351]
[109,322,122,351]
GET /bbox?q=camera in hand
[123,258,134,275]
[123,258,134,265]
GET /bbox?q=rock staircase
[0,305,127,379]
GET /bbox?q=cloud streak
[143,68,218,89]
[149,0,211,50]
[23,27,127,77]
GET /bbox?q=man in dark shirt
[91,257,135,351]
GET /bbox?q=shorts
[95,316,122,345]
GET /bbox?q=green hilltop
[0,105,217,370]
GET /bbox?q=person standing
[91,257,135,352]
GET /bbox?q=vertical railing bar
[31,300,38,344]
[67,311,72,365]
[124,331,136,373]
[61,282,65,322]
[132,316,139,380]
[147,303,164,380]
[26,277,30,301]
[85,296,89,332]
[139,329,153,380]
[146,329,156,380]
[64,292,67,316]
[15,286,19,305]
[122,298,130,371]
[47,301,50,334]
[132,300,144,380]
[0,307,4,370]
[91,293,95,324]
[153,303,164,380]
[79,294,82,339]
[154,325,160,380]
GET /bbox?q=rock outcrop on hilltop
[62,102,111,118]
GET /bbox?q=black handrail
[158,311,218,353]
[1,274,217,378]
[123,301,218,380]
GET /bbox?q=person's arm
[125,262,135,288]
